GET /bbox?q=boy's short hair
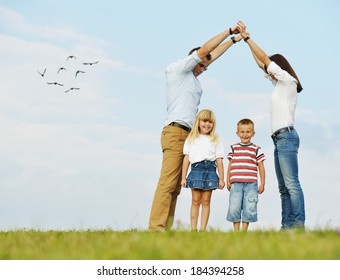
[237,118,254,129]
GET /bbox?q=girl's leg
[200,190,213,231]
[190,189,202,231]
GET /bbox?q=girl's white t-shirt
[183,134,225,164]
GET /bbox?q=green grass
[0,230,339,260]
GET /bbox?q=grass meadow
[0,229,339,260]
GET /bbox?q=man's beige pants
[149,125,189,231]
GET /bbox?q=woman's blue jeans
[273,129,305,229]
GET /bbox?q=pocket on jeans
[248,197,258,203]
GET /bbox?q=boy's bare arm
[258,161,265,194]
[226,159,232,191]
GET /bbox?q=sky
[0,0,339,232]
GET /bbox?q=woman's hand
[237,21,246,32]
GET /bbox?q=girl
[181,109,225,232]
[238,21,305,229]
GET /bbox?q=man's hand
[231,23,240,34]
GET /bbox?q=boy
[226,118,265,231]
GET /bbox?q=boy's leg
[227,183,243,231]
[242,182,259,226]
[233,222,240,231]
[242,222,249,231]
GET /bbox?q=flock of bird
[37,55,99,93]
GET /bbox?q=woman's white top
[266,61,298,133]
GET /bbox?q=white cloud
[0,5,107,46]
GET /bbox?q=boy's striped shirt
[228,143,265,183]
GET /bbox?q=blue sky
[0,0,339,231]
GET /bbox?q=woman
[238,21,305,229]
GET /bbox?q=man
[149,23,242,232]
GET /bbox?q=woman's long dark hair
[269,54,303,93]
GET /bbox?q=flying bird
[47,82,64,86]
[75,70,85,78]
[67,55,77,60]
[57,67,67,73]
[37,68,46,77]
[82,61,99,65]
[65,87,80,93]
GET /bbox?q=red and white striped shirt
[228,143,265,183]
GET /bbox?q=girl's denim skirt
[186,160,219,191]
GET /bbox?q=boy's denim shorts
[226,182,258,223]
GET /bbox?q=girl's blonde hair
[187,109,219,143]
